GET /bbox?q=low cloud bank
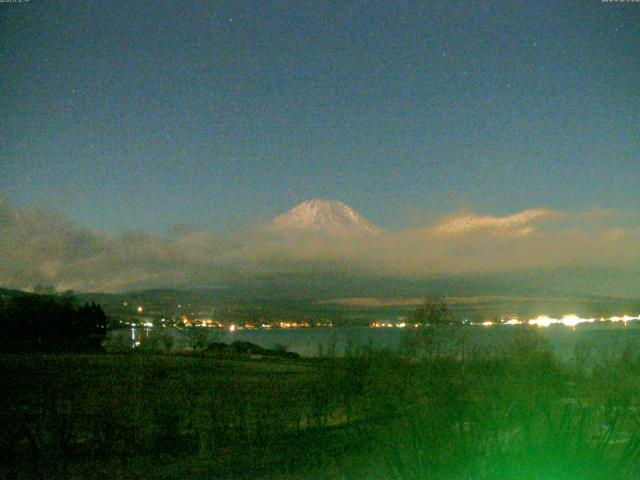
[1,199,638,294]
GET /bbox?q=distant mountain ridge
[267,199,382,238]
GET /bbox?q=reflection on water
[111,322,640,361]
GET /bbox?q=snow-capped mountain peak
[267,199,382,238]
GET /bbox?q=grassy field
[2,329,640,479]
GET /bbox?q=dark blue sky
[2,0,638,233]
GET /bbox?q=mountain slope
[267,199,382,238]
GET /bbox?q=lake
[111,322,640,362]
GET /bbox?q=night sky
[2,0,638,234]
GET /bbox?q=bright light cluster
[505,313,640,327]
[527,314,596,328]
[610,315,639,322]
[475,313,640,328]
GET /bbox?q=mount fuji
[266,199,382,239]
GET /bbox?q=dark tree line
[0,293,107,352]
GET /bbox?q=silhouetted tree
[412,297,454,326]
[401,297,463,360]
[0,293,107,352]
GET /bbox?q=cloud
[0,199,638,293]
[0,199,191,291]
[365,208,640,274]
[434,208,559,237]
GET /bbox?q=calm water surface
[112,323,640,361]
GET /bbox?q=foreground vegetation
[2,326,640,479]
[1,296,639,479]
